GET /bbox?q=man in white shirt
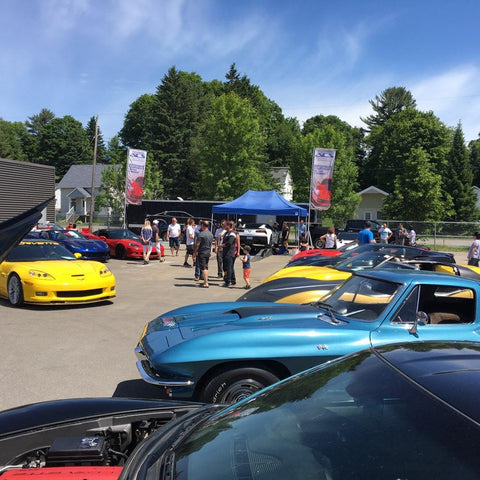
[166,217,182,256]
[378,222,392,243]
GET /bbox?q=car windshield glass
[107,230,138,240]
[242,224,270,229]
[62,230,85,239]
[163,350,480,480]
[6,242,77,261]
[335,252,394,271]
[317,275,401,321]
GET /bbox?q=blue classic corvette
[30,228,110,261]
[136,268,480,403]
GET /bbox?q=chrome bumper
[135,346,195,387]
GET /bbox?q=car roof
[376,341,480,424]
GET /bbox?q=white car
[236,223,274,246]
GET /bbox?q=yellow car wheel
[8,274,24,307]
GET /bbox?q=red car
[83,228,165,260]
[290,240,359,262]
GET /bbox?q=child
[241,245,252,289]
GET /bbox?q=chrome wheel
[8,274,24,306]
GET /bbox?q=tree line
[1,63,480,225]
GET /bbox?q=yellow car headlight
[98,266,112,276]
[29,270,55,280]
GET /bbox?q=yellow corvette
[0,240,116,306]
[238,251,480,304]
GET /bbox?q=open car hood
[0,197,53,264]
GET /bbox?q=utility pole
[89,116,99,231]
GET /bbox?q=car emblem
[317,344,329,350]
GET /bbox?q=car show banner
[310,148,336,210]
[125,148,147,205]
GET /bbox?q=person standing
[214,220,226,278]
[298,218,307,244]
[219,220,238,287]
[407,225,417,246]
[378,222,393,243]
[152,220,164,262]
[357,221,376,245]
[467,232,480,266]
[281,222,290,254]
[184,218,195,267]
[241,245,252,289]
[394,223,408,245]
[320,226,337,249]
[140,219,153,265]
[166,217,181,256]
[192,220,214,288]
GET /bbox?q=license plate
[246,236,253,240]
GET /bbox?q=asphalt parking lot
[0,246,466,411]
[0,249,289,411]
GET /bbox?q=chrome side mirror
[408,311,429,335]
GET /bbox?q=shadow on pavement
[113,379,169,400]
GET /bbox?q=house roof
[67,186,91,199]
[358,186,389,196]
[271,167,290,183]
[56,164,113,189]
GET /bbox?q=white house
[354,186,389,220]
[271,167,293,201]
[56,164,114,222]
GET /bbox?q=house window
[364,212,372,220]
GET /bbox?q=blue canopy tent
[212,190,307,216]
[212,190,307,251]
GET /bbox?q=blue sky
[2,0,480,143]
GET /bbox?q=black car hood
[0,197,53,264]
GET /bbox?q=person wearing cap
[241,245,252,289]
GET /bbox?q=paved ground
[0,249,290,411]
[0,246,467,411]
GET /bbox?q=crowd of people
[140,216,253,290]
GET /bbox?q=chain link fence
[380,221,478,249]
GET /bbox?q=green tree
[0,119,27,161]
[364,109,451,194]
[152,67,211,198]
[37,115,93,179]
[383,147,449,221]
[85,116,107,163]
[191,92,272,200]
[119,94,157,151]
[361,86,417,130]
[23,108,55,162]
[469,135,480,186]
[444,124,478,221]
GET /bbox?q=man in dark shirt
[193,220,214,288]
[220,220,238,287]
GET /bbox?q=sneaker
[222,283,230,287]
[231,282,236,286]
[183,262,191,267]
[217,274,223,278]
[245,285,251,289]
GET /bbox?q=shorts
[243,268,251,280]
[169,237,180,248]
[186,244,194,254]
[198,253,210,271]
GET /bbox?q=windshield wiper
[315,301,341,323]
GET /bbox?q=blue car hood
[66,239,108,251]
[147,301,339,340]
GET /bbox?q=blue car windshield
[7,242,77,261]
[159,349,480,480]
[317,275,402,321]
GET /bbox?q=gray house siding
[0,158,55,222]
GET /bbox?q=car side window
[392,285,475,325]
[391,286,419,324]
